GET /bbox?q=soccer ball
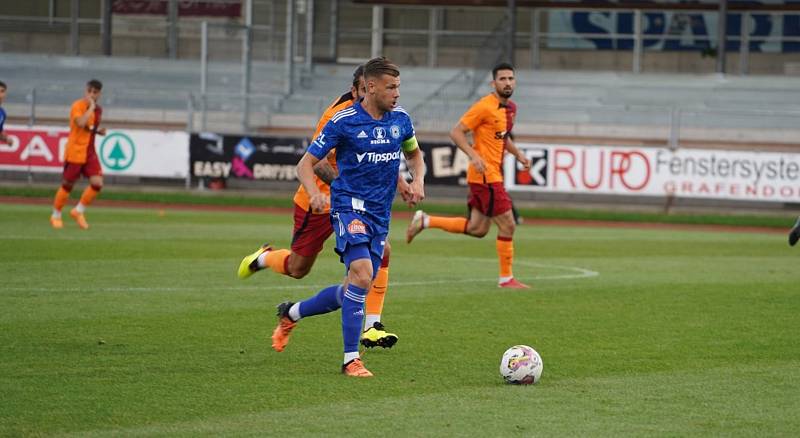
[500,345,543,385]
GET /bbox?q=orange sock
[265,249,291,275]
[428,216,468,234]
[79,186,100,207]
[496,237,514,278]
[366,266,389,317]
[53,187,71,212]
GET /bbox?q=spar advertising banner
[0,125,188,178]
[505,143,800,203]
[189,133,308,181]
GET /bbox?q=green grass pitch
[1,202,799,436]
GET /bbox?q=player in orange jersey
[238,65,413,348]
[406,62,532,289]
[50,79,106,230]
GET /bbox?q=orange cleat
[342,358,373,377]
[69,209,89,230]
[271,302,296,352]
[50,216,64,229]
[499,278,531,289]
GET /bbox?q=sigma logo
[347,219,367,234]
[371,127,390,145]
[356,150,401,164]
[516,148,548,186]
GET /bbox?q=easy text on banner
[189,133,308,181]
[505,143,800,203]
[0,125,189,178]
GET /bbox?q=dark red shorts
[63,152,102,182]
[291,203,333,257]
[467,182,513,217]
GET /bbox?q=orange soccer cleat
[69,209,89,230]
[50,216,64,229]
[342,358,373,377]
[499,278,531,289]
[271,301,296,352]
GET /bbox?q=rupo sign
[505,143,800,203]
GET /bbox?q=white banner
[0,125,188,178]
[505,143,800,203]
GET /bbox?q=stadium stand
[2,52,798,147]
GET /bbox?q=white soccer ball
[500,345,543,385]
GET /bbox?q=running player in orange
[238,65,412,348]
[50,79,106,230]
[406,62,532,288]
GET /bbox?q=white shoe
[406,210,426,243]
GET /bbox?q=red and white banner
[0,126,69,172]
[0,125,188,178]
[505,143,800,203]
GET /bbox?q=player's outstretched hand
[309,193,330,214]
[409,180,425,206]
[517,155,531,171]
[397,178,415,207]
[97,127,107,136]
[471,155,486,174]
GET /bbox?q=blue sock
[298,285,343,318]
[341,284,367,353]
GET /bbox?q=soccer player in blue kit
[270,57,426,377]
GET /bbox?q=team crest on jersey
[371,127,390,145]
[347,219,367,234]
[390,125,400,139]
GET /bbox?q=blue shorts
[331,210,387,277]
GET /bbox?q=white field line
[2,260,598,293]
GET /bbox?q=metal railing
[6,82,800,149]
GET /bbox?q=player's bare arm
[313,155,338,185]
[75,97,96,129]
[403,142,426,205]
[505,137,531,170]
[450,122,485,174]
[296,153,329,213]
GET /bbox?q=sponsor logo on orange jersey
[347,219,367,234]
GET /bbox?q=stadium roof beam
[352,0,800,11]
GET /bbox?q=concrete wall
[1,0,798,75]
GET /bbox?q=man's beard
[499,88,513,98]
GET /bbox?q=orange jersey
[293,91,356,212]
[64,99,98,164]
[459,93,517,184]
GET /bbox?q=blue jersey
[308,101,416,229]
[0,107,6,132]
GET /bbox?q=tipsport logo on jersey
[356,150,402,164]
